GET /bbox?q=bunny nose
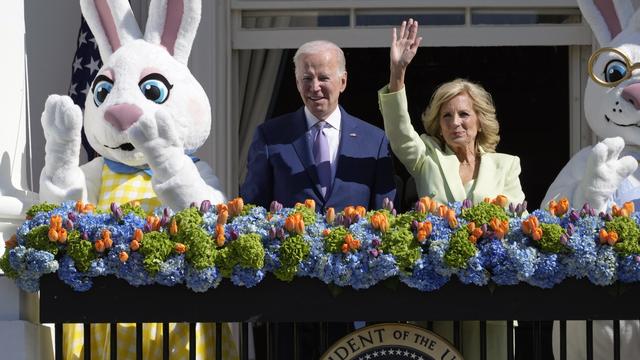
[105,104,143,131]
[622,83,640,110]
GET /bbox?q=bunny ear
[80,0,143,61]
[144,0,201,64]
[578,0,635,45]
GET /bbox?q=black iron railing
[39,274,640,360]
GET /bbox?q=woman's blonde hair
[422,78,500,153]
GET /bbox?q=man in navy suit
[240,40,396,212]
[240,40,396,358]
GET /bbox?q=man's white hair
[293,40,346,76]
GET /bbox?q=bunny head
[579,0,640,145]
[80,0,210,167]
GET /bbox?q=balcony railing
[39,274,640,360]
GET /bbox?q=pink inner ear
[594,0,623,39]
[161,0,184,56]
[95,0,122,52]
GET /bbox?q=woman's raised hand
[390,19,422,91]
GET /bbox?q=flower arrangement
[3,195,640,293]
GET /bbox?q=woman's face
[438,92,480,152]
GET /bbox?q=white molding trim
[231,0,581,10]
[233,25,592,49]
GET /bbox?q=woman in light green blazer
[378,19,525,207]
[379,19,525,360]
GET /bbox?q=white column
[0,0,52,359]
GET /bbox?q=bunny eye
[604,59,628,84]
[92,76,113,107]
[139,73,173,104]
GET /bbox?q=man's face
[295,51,347,120]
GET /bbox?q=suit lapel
[290,108,324,199]
[434,147,466,201]
[325,108,358,201]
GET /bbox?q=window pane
[242,10,349,28]
[355,10,465,26]
[471,9,580,25]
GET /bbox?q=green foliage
[461,202,508,225]
[179,226,216,270]
[392,210,426,230]
[25,226,59,256]
[444,228,476,269]
[606,216,640,256]
[535,223,568,253]
[67,237,96,272]
[381,227,421,273]
[120,203,147,218]
[293,204,316,225]
[216,234,266,277]
[173,207,203,229]
[239,204,257,217]
[0,250,18,278]
[26,203,57,218]
[140,231,174,275]
[323,226,350,253]
[274,234,310,281]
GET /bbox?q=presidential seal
[321,323,463,360]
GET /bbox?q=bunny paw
[41,95,83,143]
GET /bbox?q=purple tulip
[382,198,389,210]
[276,228,285,240]
[605,213,614,222]
[200,200,212,214]
[67,212,77,222]
[230,230,239,240]
[515,204,523,215]
[560,234,568,245]
[164,208,170,218]
[462,199,472,209]
[369,249,379,257]
[566,223,575,236]
[411,220,419,230]
[372,238,381,247]
[270,201,283,213]
[569,210,580,222]
[509,203,515,213]
[143,223,152,232]
[268,227,276,240]
[65,219,74,231]
[353,214,361,223]
[110,202,119,214]
[481,224,489,233]
[81,232,89,240]
[391,209,397,216]
[159,214,169,227]
[589,208,597,217]
[635,255,640,263]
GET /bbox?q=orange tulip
[294,218,305,235]
[468,235,478,244]
[169,219,178,235]
[4,234,17,249]
[133,228,144,242]
[532,227,543,242]
[119,251,129,263]
[325,207,336,224]
[492,195,509,208]
[624,201,635,214]
[607,231,619,246]
[467,222,476,232]
[101,229,111,240]
[415,202,427,215]
[304,199,316,210]
[472,227,483,239]
[94,239,105,253]
[175,243,187,254]
[341,243,349,254]
[228,198,244,217]
[57,228,68,244]
[355,206,366,218]
[48,228,59,242]
[422,221,433,238]
[103,237,113,249]
[322,229,331,237]
[130,239,140,251]
[217,209,229,225]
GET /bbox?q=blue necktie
[313,121,332,196]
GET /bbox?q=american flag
[68,17,102,160]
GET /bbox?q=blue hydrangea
[527,253,566,288]
[58,255,93,292]
[185,265,221,292]
[155,255,185,287]
[618,255,640,283]
[588,246,617,286]
[230,265,265,288]
[400,256,449,291]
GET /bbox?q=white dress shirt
[304,107,341,180]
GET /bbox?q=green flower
[535,223,568,254]
[67,236,96,272]
[120,203,147,218]
[26,225,59,256]
[323,226,350,253]
[0,250,18,278]
[217,234,266,277]
[140,231,174,275]
[461,202,508,225]
[444,228,476,269]
[293,203,316,225]
[606,216,640,256]
[26,203,58,218]
[274,234,310,281]
[381,227,420,273]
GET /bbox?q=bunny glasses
[588,47,640,87]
